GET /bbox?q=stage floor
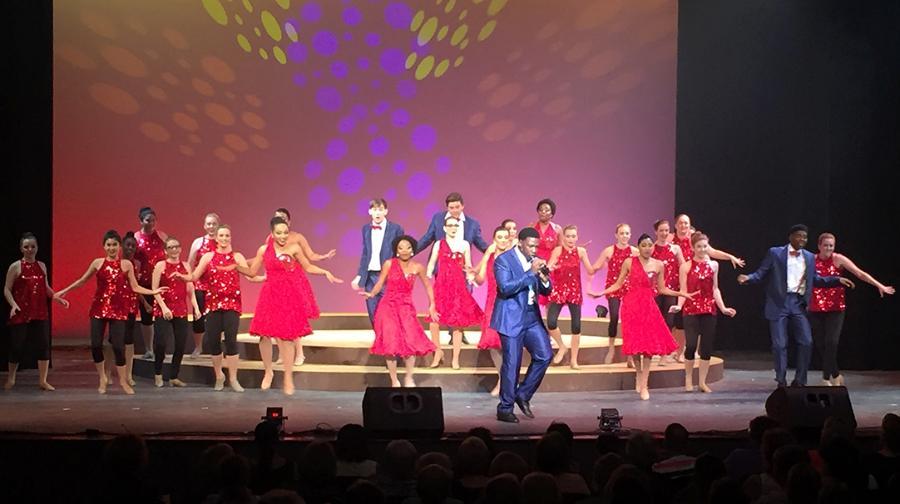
[2,349,898,438]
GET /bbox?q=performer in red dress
[426,216,484,369]
[183,225,258,392]
[248,217,342,395]
[134,207,168,360]
[592,234,693,400]
[547,225,596,369]
[187,212,220,359]
[474,226,513,396]
[589,224,638,364]
[528,199,562,308]
[651,219,686,365]
[809,232,894,386]
[151,237,202,388]
[363,235,438,388]
[672,232,736,393]
[4,233,68,391]
[55,230,164,394]
[272,208,336,367]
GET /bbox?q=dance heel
[154,375,164,388]
[230,379,244,393]
[214,375,225,391]
[120,380,135,395]
[699,383,712,393]
[428,350,444,368]
[38,382,55,391]
[169,379,186,387]
[640,388,650,401]
[261,370,274,390]
[98,375,108,394]
[552,346,569,365]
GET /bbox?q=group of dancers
[4,194,895,415]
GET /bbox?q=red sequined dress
[605,245,633,299]
[8,260,48,325]
[810,255,845,313]
[193,235,217,292]
[620,257,678,356]
[135,230,166,288]
[652,244,680,293]
[370,261,437,357]
[204,251,242,313]
[428,240,483,327]
[89,259,133,320]
[675,234,693,266]
[250,239,319,340]
[153,261,189,318]
[478,253,501,350]
[683,260,717,315]
[529,221,561,306]
[549,247,582,305]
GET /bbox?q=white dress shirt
[367,220,387,271]
[514,247,549,305]
[786,245,806,295]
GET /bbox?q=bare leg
[403,356,417,387]
[683,359,694,392]
[632,355,642,393]
[673,329,686,362]
[278,340,295,395]
[259,337,274,390]
[5,362,17,390]
[103,345,114,383]
[141,324,154,359]
[385,357,400,387]
[225,354,243,392]
[38,360,54,390]
[489,349,502,396]
[569,334,581,369]
[211,354,225,390]
[428,322,443,367]
[117,365,134,394]
[450,329,462,369]
[294,339,305,365]
[125,344,135,386]
[191,332,203,358]
[95,362,108,394]
[639,355,650,400]
[604,337,616,364]
[627,355,635,368]
[549,328,568,365]
[698,359,712,393]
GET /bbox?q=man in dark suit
[417,192,489,254]
[351,198,404,323]
[738,224,853,387]
[491,227,553,423]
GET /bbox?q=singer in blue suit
[738,224,853,387]
[352,199,404,323]
[417,192,489,255]
[491,227,553,423]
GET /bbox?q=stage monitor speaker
[765,386,856,431]
[362,387,444,439]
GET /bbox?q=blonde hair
[615,223,629,233]
[818,232,835,245]
[562,224,578,234]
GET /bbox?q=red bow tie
[789,250,801,257]
[371,225,382,230]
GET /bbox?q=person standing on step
[351,198,404,325]
[589,224,638,365]
[546,225,596,369]
[187,212,220,359]
[133,207,167,361]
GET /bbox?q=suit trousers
[769,293,812,386]
[497,309,552,414]
[364,271,385,324]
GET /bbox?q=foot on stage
[98,374,108,394]
[213,374,225,391]
[428,349,444,368]
[39,381,55,391]
[403,378,416,388]
[3,378,13,390]
[261,370,274,390]
[169,379,186,387]
[230,379,244,393]
[552,345,569,365]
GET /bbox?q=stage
[2,347,896,439]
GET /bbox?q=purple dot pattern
[411,124,437,151]
[435,156,451,174]
[301,2,323,23]
[365,33,380,47]
[338,115,356,134]
[370,136,388,156]
[338,167,365,194]
[326,138,348,160]
[305,160,324,179]
[379,48,405,75]
[331,61,349,78]
[343,7,362,26]
[396,80,416,99]
[392,160,407,174]
[287,42,308,63]
[313,30,339,56]
[309,186,331,210]
[406,172,432,200]
[314,222,329,237]
[384,2,413,30]
[316,86,342,112]
[391,108,409,127]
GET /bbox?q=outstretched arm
[591,260,629,298]
[293,247,342,284]
[361,260,391,299]
[711,262,737,317]
[471,221,489,253]
[54,259,101,298]
[417,218,438,257]
[655,262,692,298]
[123,260,161,296]
[709,245,745,269]
[578,247,596,274]
[152,261,171,319]
[296,232,336,262]
[835,253,895,297]
[37,262,67,307]
[547,246,563,271]
[738,250,773,285]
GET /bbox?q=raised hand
[879,285,896,297]
[722,307,737,317]
[730,256,746,269]
[323,249,337,260]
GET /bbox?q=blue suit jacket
[356,221,404,283]
[417,212,488,255]
[490,249,552,337]
[744,245,842,320]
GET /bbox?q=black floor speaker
[765,386,857,431]
[362,387,444,439]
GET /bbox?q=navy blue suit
[490,248,553,415]
[356,221,404,323]
[417,212,489,256]
[744,245,842,385]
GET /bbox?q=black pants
[607,298,621,337]
[8,320,50,363]
[138,294,154,326]
[192,290,207,333]
[683,314,716,360]
[91,318,126,365]
[154,317,189,378]
[546,303,582,334]
[124,313,136,345]
[203,310,240,356]
[809,310,845,380]
[655,295,677,329]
